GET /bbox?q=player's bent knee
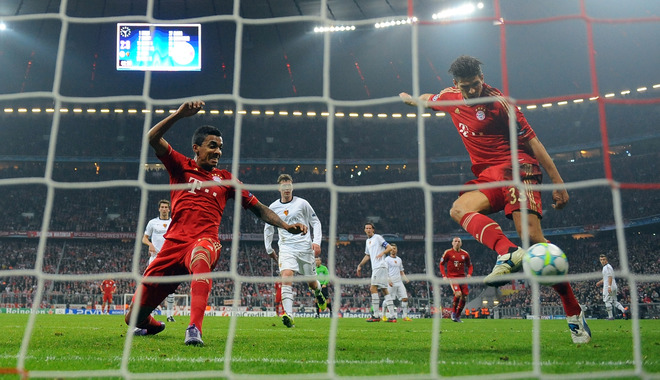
[189,238,221,272]
[190,247,212,270]
[449,205,463,222]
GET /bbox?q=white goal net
[0,0,659,379]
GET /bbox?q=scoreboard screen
[116,23,201,71]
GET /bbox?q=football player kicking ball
[125,100,307,346]
[400,55,591,344]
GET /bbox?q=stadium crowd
[1,230,658,319]
[1,151,659,237]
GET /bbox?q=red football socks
[460,212,518,256]
[457,298,466,315]
[552,282,582,316]
[190,257,213,334]
[452,296,459,313]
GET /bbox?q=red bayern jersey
[427,83,537,177]
[158,145,259,243]
[101,279,116,294]
[439,248,473,278]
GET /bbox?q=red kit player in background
[100,279,116,314]
[439,237,473,323]
[125,100,307,346]
[274,282,284,317]
[400,55,591,344]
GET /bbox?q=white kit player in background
[142,199,176,322]
[264,174,326,328]
[596,254,628,320]
[384,244,412,321]
[357,222,396,322]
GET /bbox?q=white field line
[0,353,648,367]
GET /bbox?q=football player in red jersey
[100,279,116,314]
[439,237,472,322]
[125,100,308,346]
[401,56,590,344]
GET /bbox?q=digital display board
[117,23,201,71]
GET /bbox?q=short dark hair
[449,55,483,79]
[192,125,222,147]
[365,222,375,229]
[277,174,293,183]
[599,254,607,259]
[158,199,170,208]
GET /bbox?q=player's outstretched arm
[148,100,205,156]
[399,92,435,108]
[250,202,308,235]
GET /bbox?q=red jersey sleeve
[439,250,448,277]
[465,252,473,276]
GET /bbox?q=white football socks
[371,293,380,318]
[282,285,294,316]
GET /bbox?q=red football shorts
[102,293,113,303]
[450,281,469,295]
[135,237,222,308]
[462,162,543,219]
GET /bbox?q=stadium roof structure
[0,0,658,102]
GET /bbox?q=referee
[315,257,332,318]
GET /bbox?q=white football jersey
[264,196,322,254]
[601,263,617,292]
[365,234,389,270]
[144,217,171,253]
[385,255,404,283]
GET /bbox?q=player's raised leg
[450,191,523,287]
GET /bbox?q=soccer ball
[523,242,569,284]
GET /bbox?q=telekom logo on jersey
[187,177,222,197]
[188,177,204,194]
[459,123,470,137]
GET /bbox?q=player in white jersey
[264,174,326,328]
[384,244,411,321]
[596,254,627,320]
[357,222,396,322]
[142,199,176,322]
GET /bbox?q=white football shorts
[279,249,316,276]
[388,281,408,300]
[371,267,389,289]
[602,286,619,306]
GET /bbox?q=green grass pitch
[0,314,658,379]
